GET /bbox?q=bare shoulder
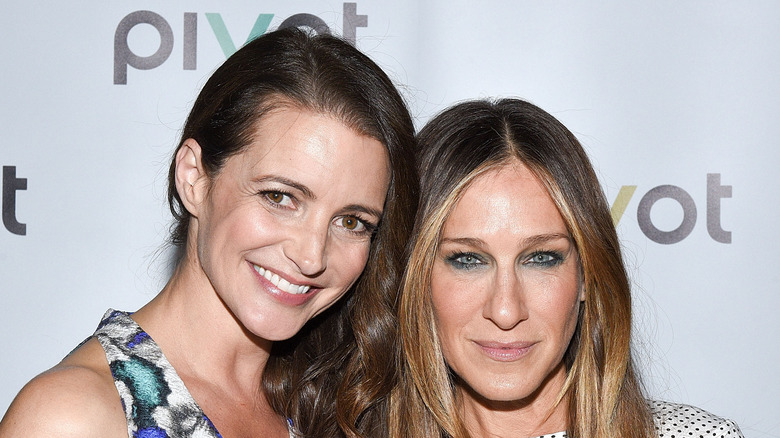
[0,338,127,438]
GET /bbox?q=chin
[239,315,306,343]
[257,324,307,342]
[480,387,535,404]
[458,375,540,405]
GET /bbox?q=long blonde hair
[389,98,655,438]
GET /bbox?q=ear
[579,282,586,302]
[174,139,209,216]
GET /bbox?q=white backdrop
[1,2,777,436]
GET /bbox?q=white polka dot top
[649,400,744,438]
[527,400,744,438]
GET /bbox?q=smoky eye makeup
[523,249,566,268]
[443,251,488,271]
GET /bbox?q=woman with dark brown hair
[0,28,417,438]
[390,98,743,438]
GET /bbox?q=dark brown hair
[390,98,655,438]
[166,28,418,437]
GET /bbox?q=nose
[483,268,527,330]
[283,219,328,277]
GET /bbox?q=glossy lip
[473,340,536,362]
[249,261,322,306]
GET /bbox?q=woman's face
[192,106,390,341]
[431,162,583,406]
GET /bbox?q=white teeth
[253,265,311,295]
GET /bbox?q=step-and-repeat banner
[1,2,777,435]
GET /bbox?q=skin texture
[0,107,391,438]
[431,161,583,437]
[185,106,390,342]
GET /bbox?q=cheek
[535,277,582,342]
[203,190,265,237]
[430,265,461,331]
[330,240,373,287]
[430,264,483,358]
[214,207,275,252]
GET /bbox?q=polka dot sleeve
[650,400,745,438]
[527,400,743,438]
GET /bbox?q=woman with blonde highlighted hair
[389,98,743,438]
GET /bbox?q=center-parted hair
[390,98,655,438]
[166,28,418,437]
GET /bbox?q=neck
[459,365,569,438]
[133,247,273,397]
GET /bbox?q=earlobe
[174,139,208,216]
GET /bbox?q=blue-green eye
[526,251,563,267]
[445,252,485,270]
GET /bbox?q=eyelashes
[526,251,564,267]
[337,215,378,238]
[260,190,378,238]
[444,252,486,271]
[443,250,565,271]
[263,190,294,208]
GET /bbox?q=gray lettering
[279,13,331,35]
[637,185,697,244]
[342,3,367,44]
[114,10,174,84]
[2,166,27,236]
[183,13,197,70]
[707,173,732,243]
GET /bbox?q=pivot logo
[610,173,731,244]
[115,3,367,84]
[2,166,27,236]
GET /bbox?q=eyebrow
[254,175,384,219]
[439,236,486,249]
[253,175,315,199]
[523,233,572,247]
[340,204,384,220]
[439,233,571,248]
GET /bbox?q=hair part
[391,98,655,438]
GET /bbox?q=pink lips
[475,341,536,362]
[250,263,321,306]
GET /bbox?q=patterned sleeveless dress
[93,309,295,438]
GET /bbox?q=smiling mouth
[253,265,312,295]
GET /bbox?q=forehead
[234,106,389,173]
[442,162,567,239]
[211,106,391,211]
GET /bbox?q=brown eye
[268,192,284,203]
[342,216,358,230]
[335,215,373,236]
[262,191,294,208]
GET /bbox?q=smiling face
[431,161,583,410]
[187,106,390,341]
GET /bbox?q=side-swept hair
[167,28,418,437]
